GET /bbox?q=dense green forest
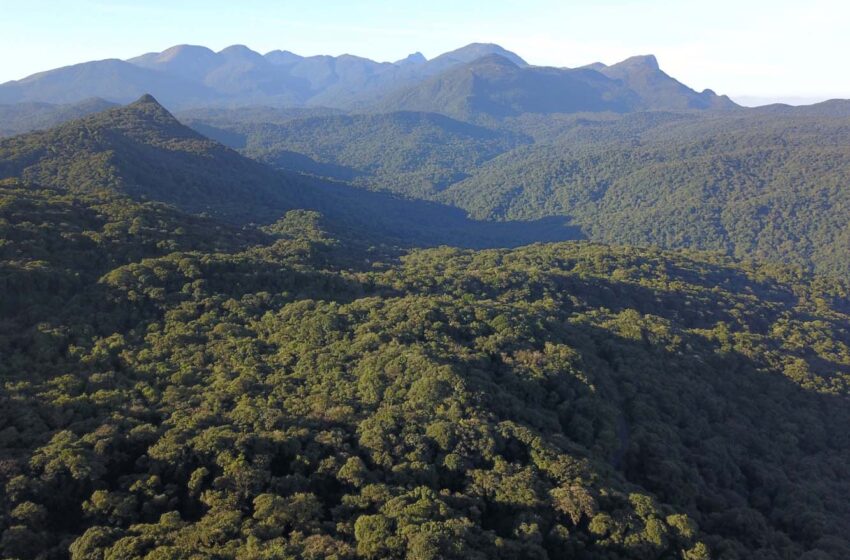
[3,172,850,558]
[181,111,529,198]
[1,96,850,559]
[0,96,582,249]
[184,107,850,279]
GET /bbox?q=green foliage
[225,111,528,198]
[2,180,850,558]
[3,95,850,559]
[0,97,582,249]
[441,112,850,279]
[200,105,850,279]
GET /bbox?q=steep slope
[0,96,582,247]
[596,55,737,110]
[0,94,304,221]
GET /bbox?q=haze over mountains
[0,43,737,115]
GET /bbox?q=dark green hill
[183,103,850,279]
[4,94,850,559]
[2,176,850,558]
[0,94,304,222]
[439,112,850,278]
[185,110,529,197]
[0,95,582,247]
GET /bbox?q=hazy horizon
[2,0,848,106]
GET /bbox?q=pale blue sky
[1,0,848,105]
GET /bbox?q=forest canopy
[2,96,850,560]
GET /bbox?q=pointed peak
[125,94,180,121]
[131,93,162,106]
[615,54,660,71]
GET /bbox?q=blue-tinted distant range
[2,0,849,106]
[0,43,743,115]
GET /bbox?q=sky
[1,0,848,106]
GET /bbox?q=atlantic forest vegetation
[1,40,850,560]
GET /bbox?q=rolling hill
[0,95,581,247]
[178,100,850,279]
[182,110,529,197]
[438,111,850,278]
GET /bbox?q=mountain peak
[396,52,427,65]
[124,94,185,125]
[131,93,162,106]
[218,44,264,60]
[615,54,660,71]
[468,53,521,69]
[157,44,216,62]
[434,43,527,67]
[265,49,303,65]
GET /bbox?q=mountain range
[0,94,580,247]
[3,37,850,559]
[0,43,736,116]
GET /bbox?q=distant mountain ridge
[593,55,735,110]
[0,97,117,137]
[0,43,737,116]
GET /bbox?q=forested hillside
[2,98,850,559]
[441,112,850,278]
[182,111,529,197]
[2,173,850,558]
[186,106,850,279]
[0,95,581,248]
